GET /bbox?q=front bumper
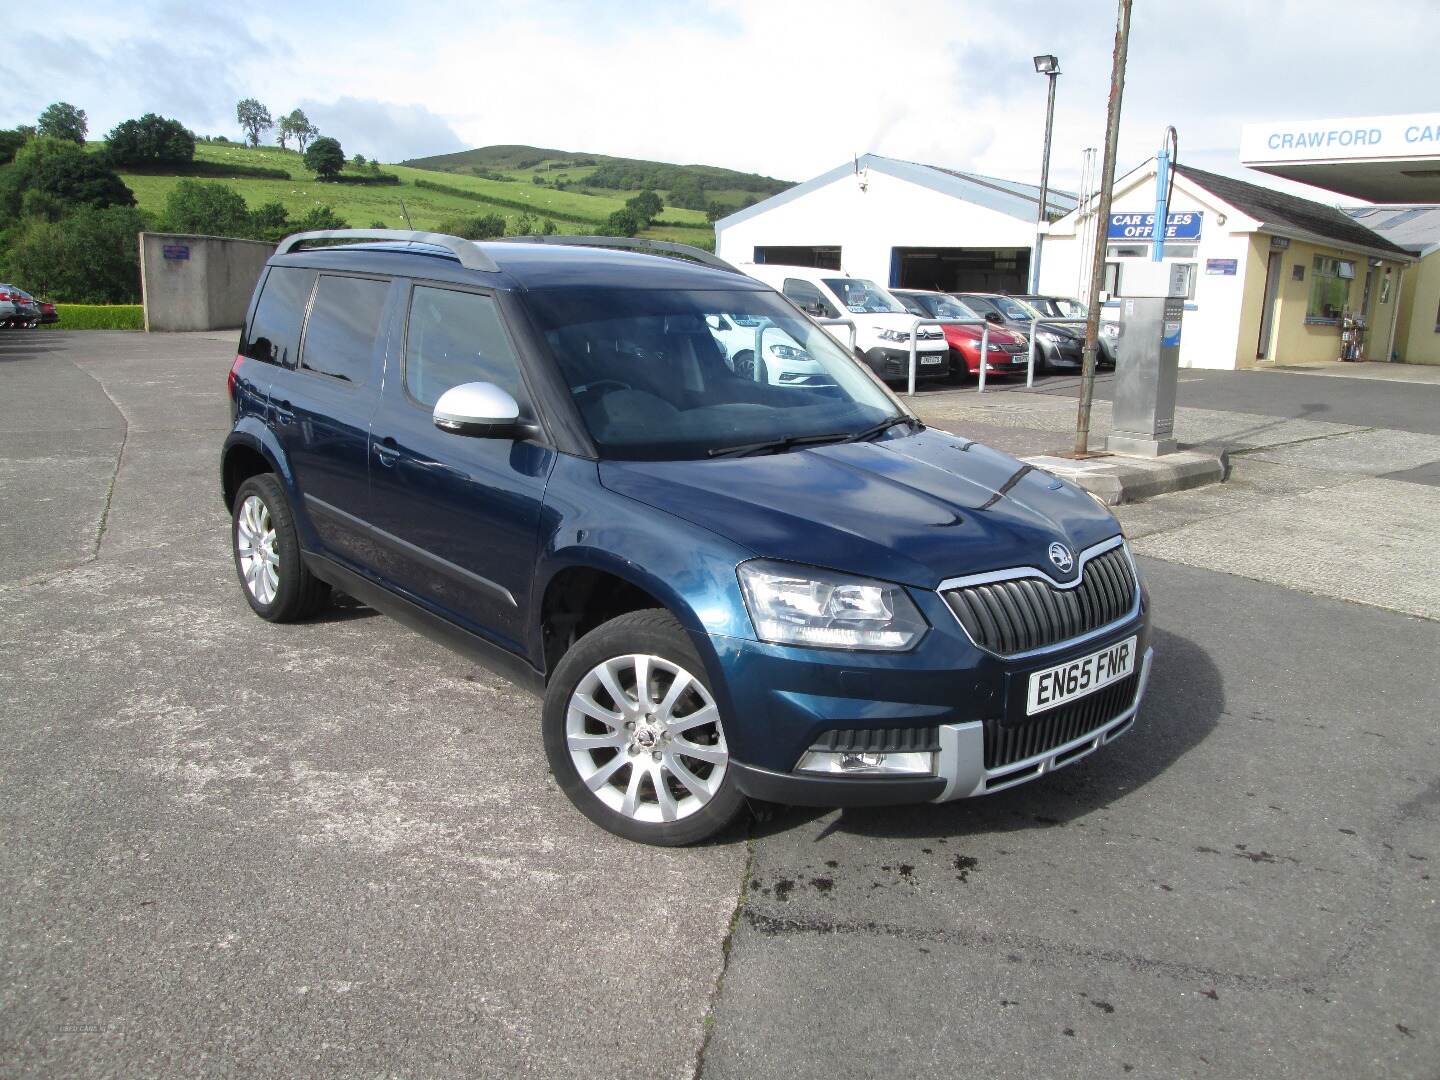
[866,346,950,380]
[712,578,1152,808]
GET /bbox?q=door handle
[373,438,400,467]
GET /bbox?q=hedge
[413,178,601,225]
[322,173,402,186]
[35,304,145,330]
[123,161,292,181]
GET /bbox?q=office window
[1306,257,1353,321]
[1102,262,1121,295]
[301,275,389,383]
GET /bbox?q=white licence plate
[1026,636,1137,716]
[919,355,944,365]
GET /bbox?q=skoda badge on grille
[1048,542,1074,574]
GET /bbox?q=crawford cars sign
[1241,113,1440,164]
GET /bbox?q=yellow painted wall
[1233,234,1275,368]
[1266,239,1406,364]
[1393,251,1440,365]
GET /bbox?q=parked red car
[892,289,1031,380]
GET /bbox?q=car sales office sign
[1107,211,1204,242]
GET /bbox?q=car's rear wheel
[231,474,330,622]
[543,609,746,846]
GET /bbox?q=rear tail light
[228,354,244,399]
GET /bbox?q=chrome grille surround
[936,535,1140,660]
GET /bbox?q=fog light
[795,750,936,776]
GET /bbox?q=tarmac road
[2,331,1436,1079]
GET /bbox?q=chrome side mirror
[433,381,524,438]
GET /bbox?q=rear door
[272,272,395,566]
[366,281,556,654]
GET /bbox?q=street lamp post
[1030,54,1061,294]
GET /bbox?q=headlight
[1100,323,1120,338]
[768,343,810,361]
[737,560,927,651]
[1036,330,1059,344]
[876,328,911,342]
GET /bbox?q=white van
[742,264,950,383]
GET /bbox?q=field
[114,143,725,246]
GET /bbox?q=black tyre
[231,474,330,622]
[543,609,747,846]
[732,349,768,383]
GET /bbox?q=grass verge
[36,305,145,330]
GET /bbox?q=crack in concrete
[691,834,755,1080]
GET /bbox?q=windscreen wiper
[846,415,922,443]
[706,431,854,459]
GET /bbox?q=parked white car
[742,264,951,383]
[704,313,833,388]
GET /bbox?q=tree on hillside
[0,128,29,166]
[304,136,345,180]
[236,99,273,148]
[106,114,195,167]
[705,204,726,224]
[436,213,506,240]
[0,205,148,304]
[37,102,88,144]
[0,138,134,221]
[351,154,367,168]
[625,190,662,224]
[160,180,252,237]
[293,205,349,231]
[278,109,318,153]
[599,208,642,238]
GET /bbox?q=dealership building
[714,153,1075,295]
[718,113,1439,369]
[1036,159,1415,369]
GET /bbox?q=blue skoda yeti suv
[222,230,1153,846]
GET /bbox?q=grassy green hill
[112,142,735,246]
[401,144,792,214]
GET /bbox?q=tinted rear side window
[243,267,316,366]
[300,275,389,384]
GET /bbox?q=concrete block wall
[140,233,275,332]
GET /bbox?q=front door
[366,282,555,655]
[1256,251,1282,360]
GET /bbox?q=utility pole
[1074,0,1132,457]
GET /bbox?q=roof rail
[275,229,501,273]
[493,234,742,275]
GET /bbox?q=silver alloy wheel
[235,494,280,606]
[566,653,728,824]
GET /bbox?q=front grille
[809,726,940,754]
[943,546,1136,656]
[985,672,1139,769]
[995,342,1026,354]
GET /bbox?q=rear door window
[300,275,389,384]
[404,286,527,407]
[242,267,317,367]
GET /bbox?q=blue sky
[2,0,1436,199]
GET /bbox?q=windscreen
[822,278,905,314]
[523,286,902,461]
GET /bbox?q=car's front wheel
[543,609,746,846]
[231,474,330,622]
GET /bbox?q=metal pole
[978,323,990,393]
[1030,71,1059,294]
[1027,318,1038,388]
[1074,0,1131,458]
[907,327,918,397]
